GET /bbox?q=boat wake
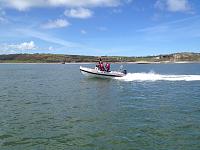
[115,72,200,82]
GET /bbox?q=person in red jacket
[105,63,110,72]
[97,58,105,71]
[99,62,105,71]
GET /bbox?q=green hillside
[0,52,200,63]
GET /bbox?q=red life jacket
[106,63,110,72]
[99,63,105,71]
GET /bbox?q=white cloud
[137,15,200,34]
[16,28,101,54]
[48,0,120,7]
[154,0,165,10]
[0,48,16,54]
[48,46,54,51]
[0,0,123,11]
[42,19,70,29]
[81,29,87,34]
[64,8,93,19]
[0,41,57,54]
[167,0,190,12]
[155,0,190,12]
[10,41,36,50]
[17,28,83,48]
[0,41,36,54]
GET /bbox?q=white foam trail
[115,72,200,82]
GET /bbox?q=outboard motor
[122,70,127,75]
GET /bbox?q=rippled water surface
[0,63,200,150]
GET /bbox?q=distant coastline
[1,61,200,64]
[0,52,200,63]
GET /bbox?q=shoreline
[0,62,94,64]
[0,61,200,64]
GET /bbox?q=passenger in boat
[98,58,105,71]
[105,63,110,72]
[99,58,102,64]
[99,63,105,71]
[96,58,101,69]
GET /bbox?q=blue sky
[0,0,200,56]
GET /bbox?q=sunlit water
[0,63,200,150]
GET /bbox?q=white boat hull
[80,66,126,79]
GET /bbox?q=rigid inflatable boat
[80,66,127,78]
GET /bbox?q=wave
[115,72,200,82]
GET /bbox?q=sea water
[0,63,200,150]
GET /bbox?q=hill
[0,52,200,63]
